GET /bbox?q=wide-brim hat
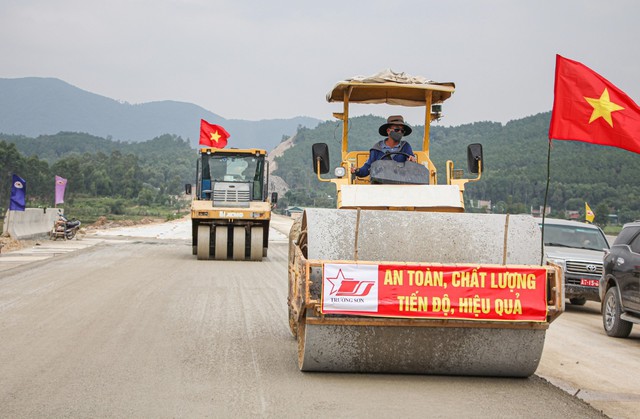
[378,115,412,136]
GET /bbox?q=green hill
[2,111,639,225]
[0,134,194,216]
[273,112,640,224]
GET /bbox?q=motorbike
[50,216,82,240]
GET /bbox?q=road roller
[185,147,277,261]
[287,70,564,376]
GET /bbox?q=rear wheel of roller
[214,226,228,260]
[232,227,246,260]
[196,225,210,260]
[250,226,263,261]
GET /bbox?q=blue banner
[9,174,26,211]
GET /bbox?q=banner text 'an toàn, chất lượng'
[321,263,548,322]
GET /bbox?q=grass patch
[58,196,190,225]
[603,225,623,236]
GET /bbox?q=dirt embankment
[267,135,295,198]
[0,235,36,253]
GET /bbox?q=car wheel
[602,287,633,338]
[569,297,587,306]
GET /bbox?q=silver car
[540,218,610,305]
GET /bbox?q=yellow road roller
[287,71,564,376]
[186,147,276,261]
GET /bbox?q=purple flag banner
[10,174,26,211]
[55,175,67,205]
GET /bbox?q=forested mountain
[0,134,194,212]
[272,113,640,223]
[2,111,639,224]
[0,77,320,150]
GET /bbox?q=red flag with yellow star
[199,119,230,148]
[549,55,640,154]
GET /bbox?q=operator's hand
[408,155,417,162]
[351,166,357,174]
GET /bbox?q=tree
[594,203,609,226]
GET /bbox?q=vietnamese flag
[199,119,230,148]
[549,54,640,155]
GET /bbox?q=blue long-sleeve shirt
[354,140,415,177]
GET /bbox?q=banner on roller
[321,263,548,322]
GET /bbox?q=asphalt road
[0,215,636,418]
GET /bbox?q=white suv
[540,218,610,305]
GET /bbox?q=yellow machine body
[287,72,564,376]
[188,147,273,261]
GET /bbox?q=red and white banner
[322,263,548,322]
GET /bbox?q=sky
[2,0,640,128]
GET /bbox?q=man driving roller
[351,115,417,177]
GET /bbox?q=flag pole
[541,140,552,265]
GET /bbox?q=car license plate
[580,278,599,287]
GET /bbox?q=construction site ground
[0,215,636,417]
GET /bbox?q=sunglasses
[391,128,405,133]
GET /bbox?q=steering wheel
[380,151,414,160]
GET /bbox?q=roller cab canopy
[326,69,455,106]
[198,148,267,156]
[324,69,459,179]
